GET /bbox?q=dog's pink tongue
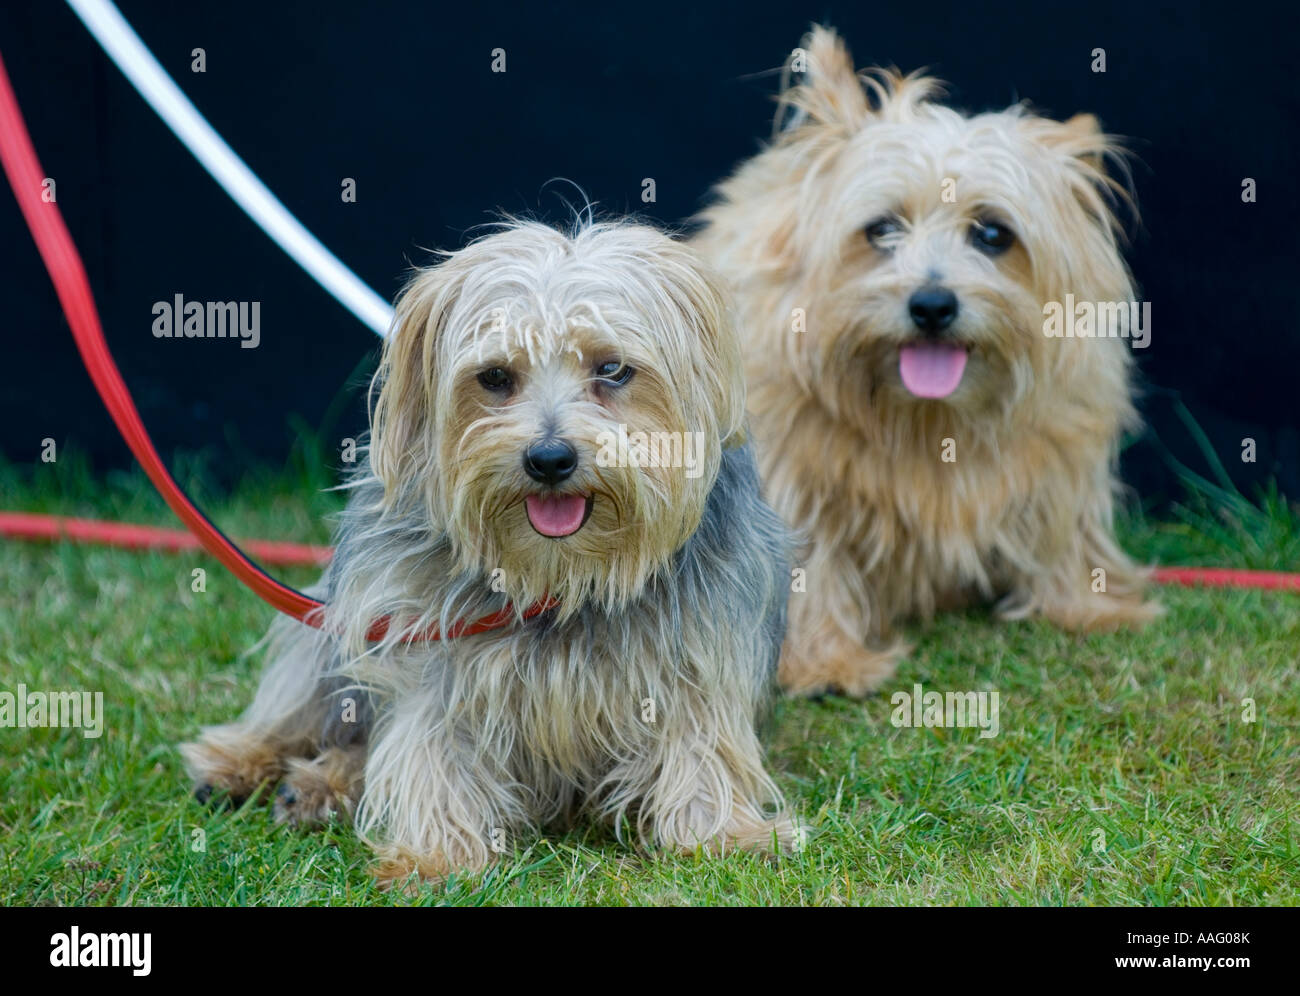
[899,344,969,398]
[525,494,588,537]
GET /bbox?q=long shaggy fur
[694,26,1160,697]
[181,220,795,884]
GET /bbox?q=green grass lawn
[2,458,1297,906]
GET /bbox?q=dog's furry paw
[180,730,286,807]
[372,843,492,892]
[779,636,904,698]
[273,749,363,828]
[724,813,807,856]
[664,810,806,859]
[1000,589,1163,633]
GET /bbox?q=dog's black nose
[908,286,959,334]
[523,440,578,485]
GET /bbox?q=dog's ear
[1064,112,1101,136]
[775,25,870,135]
[1035,112,1125,177]
[1032,111,1134,227]
[644,239,747,450]
[1056,113,1107,170]
[369,263,460,499]
[684,262,747,450]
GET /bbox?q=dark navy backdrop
[1,0,1296,503]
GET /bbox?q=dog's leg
[359,693,521,888]
[999,499,1162,632]
[780,545,904,697]
[181,615,338,806]
[618,692,798,856]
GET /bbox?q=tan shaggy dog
[695,26,1160,697]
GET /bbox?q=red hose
[0,512,332,566]
[1151,566,1300,591]
[0,50,554,640]
[4,512,1299,593]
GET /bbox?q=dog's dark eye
[971,219,1015,254]
[865,216,903,249]
[595,360,634,386]
[477,366,513,392]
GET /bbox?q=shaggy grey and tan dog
[182,220,795,885]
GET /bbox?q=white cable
[64,0,394,337]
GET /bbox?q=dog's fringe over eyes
[181,218,799,885]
